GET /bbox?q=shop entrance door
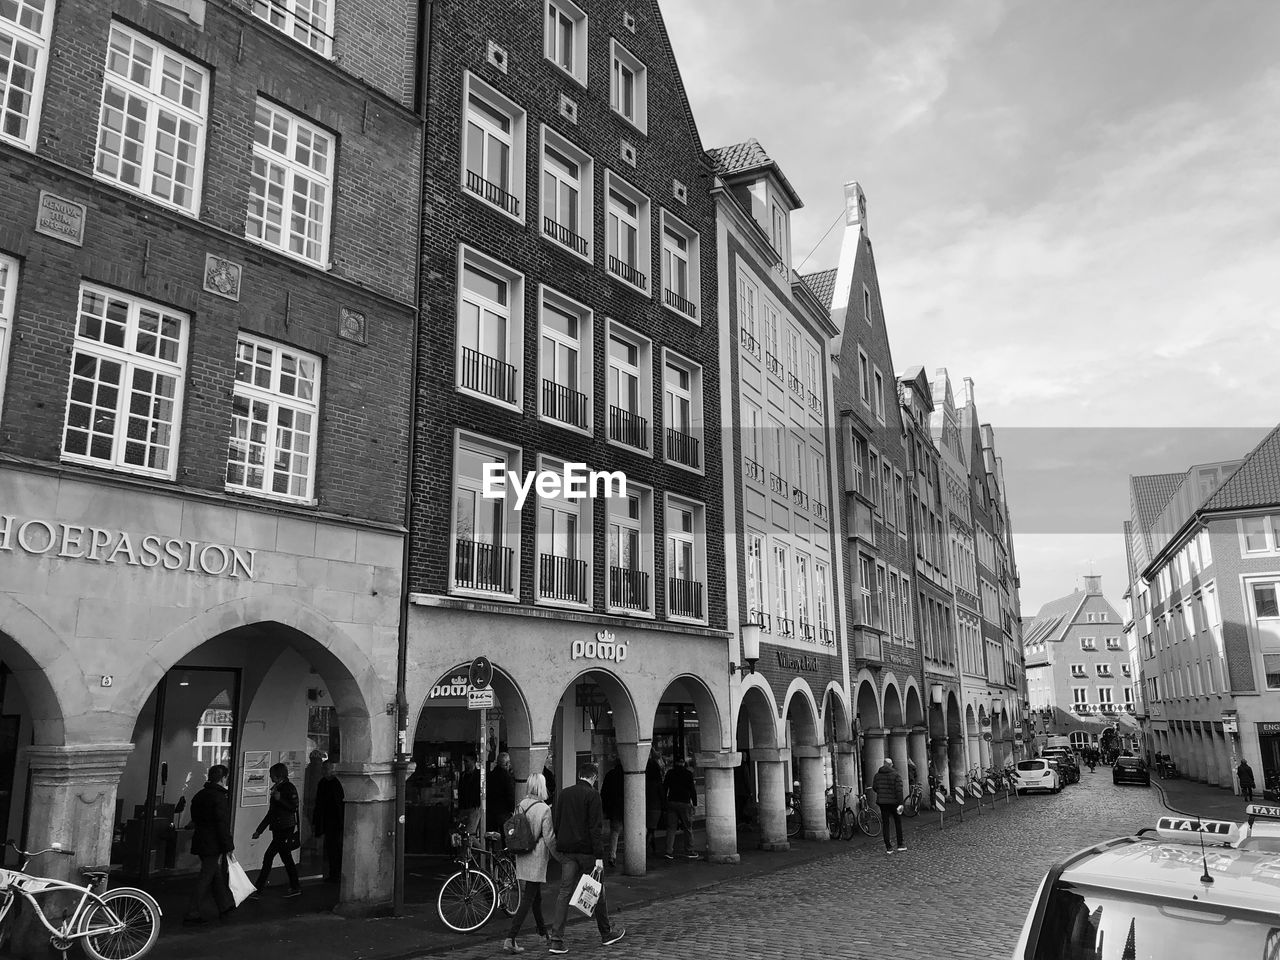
[1259,723,1280,798]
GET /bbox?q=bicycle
[0,839,161,960]
[826,785,857,840]
[853,788,882,837]
[902,779,926,818]
[436,822,520,933]
[785,782,802,839]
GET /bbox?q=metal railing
[800,621,815,642]
[465,170,519,216]
[792,487,809,510]
[609,405,648,449]
[667,576,704,619]
[542,379,589,429]
[769,473,787,494]
[455,538,513,593]
[748,609,771,632]
[460,346,518,404]
[808,390,823,415]
[666,427,700,468]
[820,627,835,647]
[765,353,784,381]
[788,372,805,397]
[740,327,760,359]
[776,616,795,637]
[539,553,588,603]
[544,217,589,255]
[744,457,764,484]
[812,501,828,520]
[608,255,647,289]
[609,566,649,612]
[665,288,697,318]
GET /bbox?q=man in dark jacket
[312,760,345,883]
[252,762,301,896]
[183,764,235,924]
[662,756,698,860]
[600,759,624,867]
[872,758,905,854]
[487,751,517,835]
[644,751,663,852]
[1238,758,1256,801]
[458,754,481,836]
[548,761,625,954]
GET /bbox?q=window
[226,334,320,502]
[62,284,187,478]
[791,434,807,509]
[795,553,811,639]
[1106,637,1122,650]
[887,572,900,638]
[899,573,911,642]
[815,561,831,645]
[804,346,819,406]
[609,39,647,132]
[246,99,333,267]
[785,325,801,395]
[875,563,887,632]
[665,496,705,621]
[462,73,525,220]
[1121,663,1131,677]
[1086,612,1095,623]
[868,448,880,509]
[536,455,590,606]
[1071,663,1086,678]
[769,199,789,266]
[605,172,650,291]
[763,302,781,378]
[660,211,699,320]
[893,471,906,532]
[773,543,792,636]
[538,287,591,432]
[1072,687,1088,706]
[606,322,650,451]
[1080,637,1096,651]
[0,255,15,421]
[862,284,872,325]
[857,348,870,406]
[608,486,653,614]
[1097,686,1113,705]
[811,451,827,518]
[745,531,768,629]
[95,23,207,215]
[1098,611,1107,622]
[737,275,759,357]
[663,352,702,471]
[540,128,592,258]
[456,246,523,407]
[544,0,587,84]
[252,0,333,57]
[850,432,866,498]
[872,366,885,422]
[1241,516,1280,555]
[1096,663,1113,677]
[1123,686,1134,704]
[1250,581,1280,689]
[742,402,764,482]
[0,0,53,149]
[453,433,519,597]
[858,554,873,625]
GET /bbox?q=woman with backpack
[503,772,556,953]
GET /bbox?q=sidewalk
[1152,775,1253,822]
[146,796,1013,960]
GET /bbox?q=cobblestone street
[429,772,1167,960]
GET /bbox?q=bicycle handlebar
[6,839,76,861]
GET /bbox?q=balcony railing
[608,255,647,290]
[792,487,809,510]
[665,288,697,319]
[812,501,828,521]
[819,627,835,647]
[455,538,513,593]
[543,217,589,255]
[776,616,795,637]
[765,353,784,381]
[747,609,771,632]
[609,566,649,612]
[740,327,760,359]
[667,576,703,619]
[808,390,823,415]
[542,379,589,429]
[460,346,518,404]
[609,405,648,449]
[539,553,588,603]
[788,372,805,397]
[769,473,787,494]
[465,170,519,216]
[666,427,700,468]
[799,621,815,642]
[744,457,764,484]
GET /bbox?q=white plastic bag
[226,854,256,906]
[569,868,602,916]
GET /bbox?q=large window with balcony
[1249,580,1280,689]
[773,543,793,637]
[663,352,702,471]
[226,334,320,503]
[763,302,782,380]
[0,255,14,421]
[246,99,333,267]
[665,497,704,621]
[95,23,207,215]
[1,0,53,150]
[746,531,768,630]
[605,172,650,291]
[736,275,758,359]
[609,39,647,132]
[790,434,808,510]
[858,554,873,626]
[62,284,187,479]
[457,247,522,408]
[606,322,650,451]
[539,288,591,432]
[660,211,699,320]
[608,487,652,614]
[815,561,832,645]
[453,433,519,597]
[462,74,524,220]
[536,456,589,606]
[544,0,587,84]
[541,128,591,258]
[785,326,803,397]
[795,552,812,641]
[252,0,333,57]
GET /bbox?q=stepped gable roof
[801,268,837,310]
[1202,423,1280,512]
[1023,589,1088,645]
[1130,473,1183,531]
[707,138,803,209]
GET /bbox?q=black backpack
[503,801,542,854]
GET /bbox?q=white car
[1013,759,1060,795]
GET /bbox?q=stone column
[753,748,791,851]
[696,751,741,863]
[908,726,928,790]
[615,742,650,877]
[948,736,967,791]
[793,746,829,841]
[861,728,887,788]
[835,740,861,795]
[930,735,950,793]
[336,761,400,915]
[888,727,910,784]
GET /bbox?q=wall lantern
[731,623,762,676]
[930,684,944,705]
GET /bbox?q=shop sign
[0,514,254,579]
[428,674,472,699]
[1222,717,1238,734]
[572,630,629,663]
[468,689,495,710]
[1259,722,1280,737]
[775,650,819,673]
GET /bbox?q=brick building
[0,0,421,916]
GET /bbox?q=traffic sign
[983,732,992,742]
[468,656,493,689]
[468,688,495,710]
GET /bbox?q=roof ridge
[1201,422,1280,512]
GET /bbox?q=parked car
[1013,759,1061,795]
[1112,756,1150,787]
[1042,748,1080,785]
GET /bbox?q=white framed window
[1086,612,1095,623]
[536,454,591,607]
[1240,516,1280,556]
[858,554,873,626]
[226,334,320,502]
[607,483,654,616]
[736,274,758,356]
[660,210,699,321]
[461,73,525,221]
[773,542,793,636]
[606,320,651,453]
[815,561,831,645]
[1097,686,1113,704]
[746,531,768,629]
[452,432,520,598]
[665,495,705,622]
[804,345,819,402]
[663,350,702,473]
[1106,637,1122,650]
[811,450,827,518]
[1070,663,1086,678]
[1080,637,1096,651]
[795,552,812,639]
[246,99,333,267]
[893,470,906,533]
[540,127,592,260]
[900,575,911,642]
[872,366,885,423]
[538,286,592,433]
[95,23,207,215]
[609,38,647,133]
[849,432,866,498]
[456,245,524,409]
[742,400,763,483]
[1096,663,1113,677]
[858,348,870,406]
[1098,611,1107,622]
[867,447,880,509]
[1072,687,1088,705]
[763,301,781,378]
[1249,580,1280,690]
[769,198,789,266]
[0,255,15,421]
[605,171,650,292]
[790,433,807,509]
[874,563,888,632]
[0,0,53,150]
[252,0,333,57]
[544,0,588,85]
[62,283,188,479]
[887,570,900,638]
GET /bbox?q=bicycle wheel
[494,857,520,916]
[78,887,162,960]
[858,804,882,837]
[437,869,497,933]
[826,804,841,838]
[785,802,802,839]
[902,792,919,818]
[839,808,856,841]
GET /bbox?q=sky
[660,0,1280,613]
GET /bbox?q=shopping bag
[569,868,602,916]
[226,854,256,906]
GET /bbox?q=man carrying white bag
[547,761,626,954]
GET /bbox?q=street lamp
[730,622,761,676]
[930,683,944,705]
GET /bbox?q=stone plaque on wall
[338,306,367,344]
[203,254,243,301]
[35,191,87,246]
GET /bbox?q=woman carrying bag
[252,762,302,898]
[503,773,555,953]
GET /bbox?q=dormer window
[769,199,789,267]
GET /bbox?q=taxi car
[1012,808,1280,959]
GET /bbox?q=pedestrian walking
[458,754,482,836]
[543,749,557,804]
[644,750,664,853]
[1238,759,1256,802]
[662,755,698,860]
[488,751,517,835]
[252,762,302,897]
[312,759,345,883]
[547,761,625,954]
[183,764,235,924]
[872,757,905,854]
[600,759,624,867]
[503,773,555,954]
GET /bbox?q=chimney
[963,377,975,406]
[1083,575,1102,595]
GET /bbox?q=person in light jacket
[503,773,555,954]
[872,757,905,854]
